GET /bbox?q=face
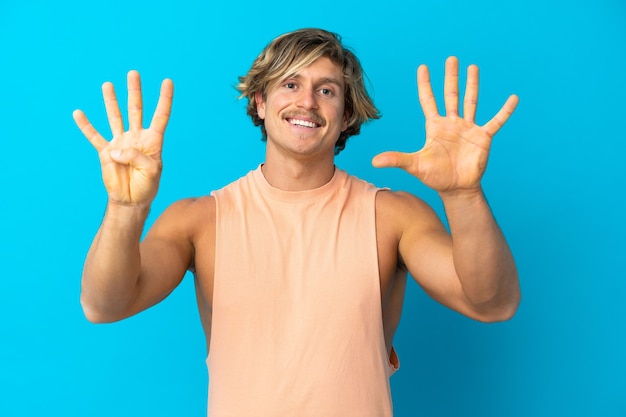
[255,57,349,160]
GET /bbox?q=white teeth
[289,118,318,128]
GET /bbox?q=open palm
[73,71,174,206]
[373,57,518,194]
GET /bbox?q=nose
[295,87,318,110]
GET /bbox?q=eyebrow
[318,77,344,89]
[288,74,344,89]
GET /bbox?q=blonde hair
[237,28,380,154]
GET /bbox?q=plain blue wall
[1,0,624,416]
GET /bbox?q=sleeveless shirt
[208,165,398,416]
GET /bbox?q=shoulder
[375,190,449,262]
[375,189,441,224]
[162,196,215,218]
[150,196,216,238]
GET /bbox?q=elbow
[81,302,112,324]
[467,270,521,323]
[474,292,521,323]
[477,301,519,323]
[80,294,124,324]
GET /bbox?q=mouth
[283,111,325,129]
[287,118,321,128]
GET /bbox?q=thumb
[110,147,155,171]
[372,151,415,170]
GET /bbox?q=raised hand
[372,57,517,196]
[74,71,174,207]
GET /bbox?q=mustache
[281,111,325,126]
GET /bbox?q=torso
[187,189,408,355]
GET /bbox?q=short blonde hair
[237,28,380,154]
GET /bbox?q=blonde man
[74,28,520,416]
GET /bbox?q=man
[74,28,520,416]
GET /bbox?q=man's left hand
[372,56,518,197]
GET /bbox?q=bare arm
[81,203,149,322]
[373,57,520,322]
[80,201,195,323]
[438,189,518,319]
[74,71,189,323]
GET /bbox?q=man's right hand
[73,70,174,207]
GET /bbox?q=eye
[284,82,297,89]
[320,88,334,97]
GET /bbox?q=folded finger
[110,147,162,178]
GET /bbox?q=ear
[341,111,349,132]
[255,92,266,119]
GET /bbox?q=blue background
[1,0,625,416]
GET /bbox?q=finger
[372,151,416,171]
[127,70,143,131]
[149,78,174,135]
[102,81,124,137]
[110,147,160,176]
[417,64,439,119]
[73,109,108,151]
[483,94,519,137]
[444,56,459,117]
[463,64,479,122]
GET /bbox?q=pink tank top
[208,165,398,416]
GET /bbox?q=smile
[287,118,320,128]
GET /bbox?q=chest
[192,212,401,310]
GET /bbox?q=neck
[261,154,336,191]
